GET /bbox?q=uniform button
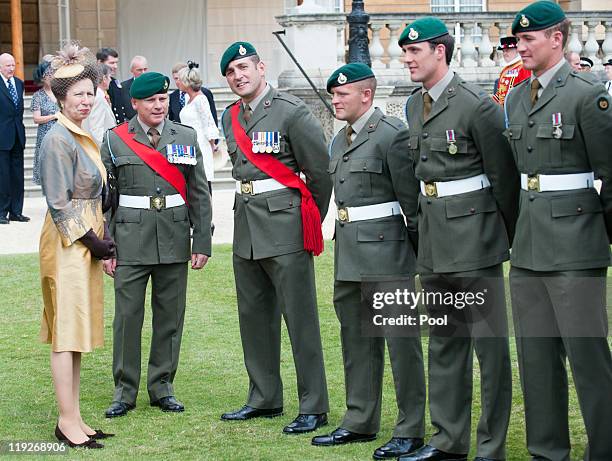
[339,222,345,227]
[423,132,429,138]
[427,200,432,204]
[343,156,349,162]
[379,234,384,240]
[470,207,476,214]
[242,159,247,164]
[338,200,344,205]
[421,155,428,161]
[156,187,161,194]
[362,166,367,171]
[339,178,345,183]
[528,120,535,127]
[289,201,293,206]
[529,195,535,201]
[527,146,533,152]
[243,197,249,203]
[577,207,583,213]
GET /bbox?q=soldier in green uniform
[505,3,612,460]
[310,63,426,459]
[101,72,212,417]
[218,42,332,434]
[398,18,520,461]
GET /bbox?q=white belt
[236,174,303,195]
[337,201,401,223]
[520,172,594,192]
[119,194,185,210]
[420,174,491,198]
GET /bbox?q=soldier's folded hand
[191,253,208,270]
[79,229,116,260]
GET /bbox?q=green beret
[220,42,258,76]
[398,17,449,47]
[326,63,375,93]
[512,1,566,35]
[129,72,170,99]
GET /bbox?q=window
[284,0,343,13]
[431,0,485,13]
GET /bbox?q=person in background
[176,61,219,190]
[564,51,581,72]
[39,43,115,449]
[604,59,612,95]
[579,56,593,72]
[492,36,530,106]
[83,63,116,146]
[169,61,217,128]
[96,47,126,124]
[121,56,148,120]
[31,58,59,185]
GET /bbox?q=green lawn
[0,243,604,460]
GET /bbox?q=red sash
[113,123,188,205]
[231,103,324,256]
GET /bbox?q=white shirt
[82,88,116,146]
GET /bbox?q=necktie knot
[530,79,541,106]
[243,104,252,123]
[423,91,433,119]
[148,127,161,149]
[345,125,354,146]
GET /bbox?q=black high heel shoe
[88,429,115,440]
[54,424,103,449]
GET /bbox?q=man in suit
[398,17,519,461]
[604,59,612,95]
[218,42,332,434]
[101,72,212,417]
[121,56,148,121]
[311,63,426,459]
[168,62,218,127]
[505,2,612,459]
[0,53,29,224]
[97,47,127,124]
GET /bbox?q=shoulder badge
[520,15,530,28]
[598,97,609,111]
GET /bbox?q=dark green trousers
[510,267,612,461]
[112,263,188,405]
[333,280,426,436]
[420,264,512,459]
[233,251,329,413]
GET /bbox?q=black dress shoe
[151,396,184,412]
[221,405,283,420]
[55,425,103,449]
[88,429,115,440]
[311,427,376,446]
[283,413,328,434]
[0,217,8,224]
[398,444,467,461]
[9,214,30,222]
[105,401,135,418]
[372,437,424,459]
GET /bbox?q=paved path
[0,191,336,255]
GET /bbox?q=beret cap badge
[520,14,530,28]
[408,28,419,40]
[239,45,247,56]
[337,72,348,84]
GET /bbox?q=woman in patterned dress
[30,60,59,185]
[39,44,116,449]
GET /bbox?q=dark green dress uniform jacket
[100,117,212,264]
[330,108,419,281]
[406,73,520,273]
[504,62,612,271]
[221,86,332,259]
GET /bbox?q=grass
[0,242,606,460]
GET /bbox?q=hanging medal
[552,113,563,139]
[265,132,273,154]
[446,129,458,155]
[252,132,260,153]
[273,132,281,154]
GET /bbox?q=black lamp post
[347,0,371,66]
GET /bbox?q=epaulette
[512,77,530,89]
[569,70,598,86]
[457,81,485,100]
[380,115,405,131]
[274,91,301,106]
[169,120,195,130]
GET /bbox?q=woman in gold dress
[39,45,116,449]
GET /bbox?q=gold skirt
[39,199,105,352]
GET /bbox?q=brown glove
[79,228,116,260]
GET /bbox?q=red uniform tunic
[493,58,530,105]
